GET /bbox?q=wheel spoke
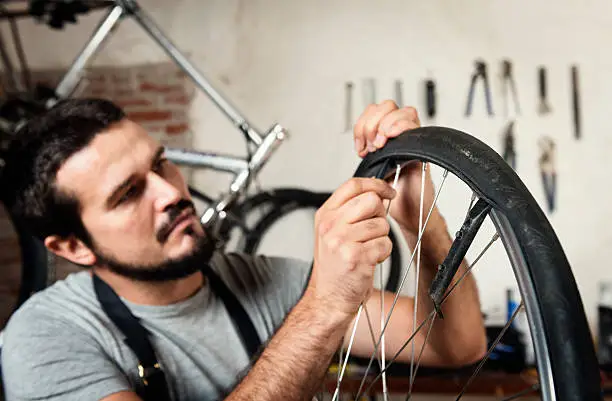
[429,199,492,315]
[356,311,436,400]
[363,304,383,371]
[406,312,437,401]
[454,301,525,401]
[394,169,449,300]
[380,164,401,401]
[466,192,477,221]
[499,383,540,400]
[409,162,427,395]
[352,169,449,400]
[337,348,344,386]
[442,233,500,303]
[331,305,363,401]
[354,227,499,399]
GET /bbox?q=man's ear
[44,235,96,266]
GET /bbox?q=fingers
[362,236,394,265]
[378,106,420,139]
[337,191,387,224]
[354,100,397,154]
[334,236,393,268]
[354,101,421,157]
[343,217,390,243]
[353,103,376,155]
[321,177,396,212]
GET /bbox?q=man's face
[55,118,209,280]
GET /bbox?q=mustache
[156,199,196,243]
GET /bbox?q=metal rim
[491,209,555,401]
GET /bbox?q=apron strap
[94,265,263,401]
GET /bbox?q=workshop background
[1,0,611,399]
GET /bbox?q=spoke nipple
[433,303,444,319]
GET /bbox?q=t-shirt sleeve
[1,305,132,401]
[254,254,313,311]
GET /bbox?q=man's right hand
[306,177,396,320]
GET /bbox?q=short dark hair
[0,98,126,244]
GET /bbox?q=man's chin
[95,235,216,283]
[167,229,204,259]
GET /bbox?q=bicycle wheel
[236,188,403,294]
[327,126,600,401]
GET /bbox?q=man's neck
[91,267,205,306]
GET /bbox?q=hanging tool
[502,121,516,170]
[501,59,520,118]
[425,78,436,119]
[538,136,556,213]
[537,66,551,115]
[344,81,353,132]
[394,79,403,107]
[571,65,581,140]
[465,59,493,117]
[363,77,376,108]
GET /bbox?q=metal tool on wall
[344,81,353,132]
[394,79,403,107]
[465,59,493,117]
[571,65,581,140]
[425,78,436,119]
[502,121,517,170]
[538,136,556,213]
[501,59,520,118]
[537,66,552,115]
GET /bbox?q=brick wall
[33,61,196,149]
[0,61,195,327]
[0,206,21,329]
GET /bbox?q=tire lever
[429,199,492,318]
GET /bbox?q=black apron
[93,265,262,401]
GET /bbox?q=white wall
[8,0,612,331]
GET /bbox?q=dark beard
[93,228,217,282]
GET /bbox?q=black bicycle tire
[239,188,402,294]
[239,188,329,215]
[353,126,600,401]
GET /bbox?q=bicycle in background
[0,0,403,316]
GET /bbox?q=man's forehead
[55,120,157,204]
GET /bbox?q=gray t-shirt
[1,252,312,401]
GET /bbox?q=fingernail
[367,142,376,152]
[373,134,386,147]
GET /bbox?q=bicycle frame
[43,0,288,236]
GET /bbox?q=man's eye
[118,185,139,204]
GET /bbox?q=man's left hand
[353,100,444,238]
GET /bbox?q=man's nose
[149,173,182,212]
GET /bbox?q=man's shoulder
[3,270,100,342]
[210,251,312,288]
[1,272,133,401]
[209,252,313,322]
